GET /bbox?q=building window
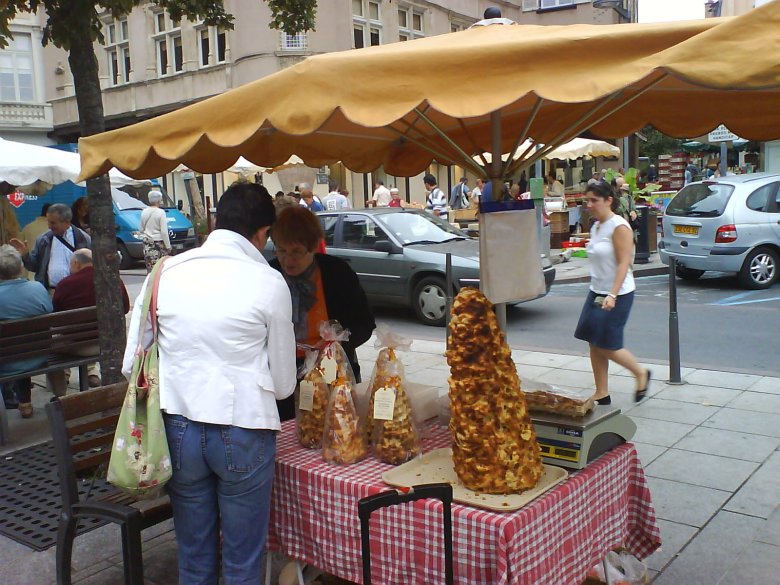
[398,6,424,42]
[540,0,574,8]
[353,0,381,48]
[152,12,183,76]
[199,28,209,66]
[216,27,227,62]
[196,25,227,67]
[280,31,307,51]
[0,32,35,102]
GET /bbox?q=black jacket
[270,253,375,382]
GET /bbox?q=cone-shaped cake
[447,288,543,494]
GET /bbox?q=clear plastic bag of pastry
[321,377,368,465]
[370,382,422,465]
[295,364,331,449]
[522,380,595,418]
[297,320,356,384]
[295,320,354,448]
[364,324,412,442]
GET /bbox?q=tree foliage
[638,125,684,165]
[267,0,317,35]
[0,0,317,384]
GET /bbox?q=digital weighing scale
[531,405,636,470]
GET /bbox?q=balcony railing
[0,102,53,128]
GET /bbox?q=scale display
[531,406,637,470]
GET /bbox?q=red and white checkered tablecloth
[268,420,660,585]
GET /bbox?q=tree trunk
[67,29,127,385]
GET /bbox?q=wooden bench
[0,306,100,444]
[45,382,173,585]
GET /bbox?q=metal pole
[495,303,507,333]
[490,111,508,332]
[534,145,544,256]
[445,252,453,349]
[623,136,630,171]
[720,142,728,177]
[668,258,683,384]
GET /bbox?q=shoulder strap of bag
[149,258,167,337]
[135,258,167,351]
[55,234,77,252]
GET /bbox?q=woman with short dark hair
[269,206,375,421]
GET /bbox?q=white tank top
[587,214,635,295]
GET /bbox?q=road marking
[713,290,757,305]
[713,295,780,306]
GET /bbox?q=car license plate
[673,224,699,235]
[173,244,184,250]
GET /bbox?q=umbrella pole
[0,200,6,245]
[489,111,508,333]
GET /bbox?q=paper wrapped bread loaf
[447,288,543,494]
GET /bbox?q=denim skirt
[574,290,634,351]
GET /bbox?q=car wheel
[738,247,779,289]
[412,276,448,327]
[117,242,134,270]
[676,266,705,281]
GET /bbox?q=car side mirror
[374,239,398,254]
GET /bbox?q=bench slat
[67,412,122,438]
[0,307,97,335]
[0,357,100,385]
[71,431,116,456]
[73,451,112,473]
[58,382,128,419]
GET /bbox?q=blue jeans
[163,413,277,585]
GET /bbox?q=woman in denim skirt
[574,181,651,405]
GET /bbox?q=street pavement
[1,251,778,584]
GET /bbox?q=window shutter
[522,0,540,11]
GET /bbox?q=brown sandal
[19,402,33,418]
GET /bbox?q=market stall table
[268,420,660,585]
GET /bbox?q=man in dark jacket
[10,203,90,290]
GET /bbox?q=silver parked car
[659,173,780,289]
[265,208,555,326]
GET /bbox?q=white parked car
[659,173,780,289]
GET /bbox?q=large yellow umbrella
[77,2,780,183]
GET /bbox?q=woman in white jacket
[139,190,171,272]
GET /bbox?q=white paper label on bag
[299,381,315,411]
[373,387,396,421]
[320,355,338,383]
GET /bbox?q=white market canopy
[175,154,306,175]
[477,138,621,165]
[0,137,151,190]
